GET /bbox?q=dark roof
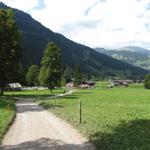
[80,81,95,85]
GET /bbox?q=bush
[144,74,150,89]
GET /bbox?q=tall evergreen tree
[64,67,72,82]
[26,65,39,86]
[61,75,66,87]
[38,42,62,92]
[74,64,83,85]
[17,63,26,85]
[0,9,21,95]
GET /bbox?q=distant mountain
[118,46,150,53]
[0,2,148,79]
[104,41,150,50]
[95,46,150,71]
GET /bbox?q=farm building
[66,79,95,88]
[66,79,75,88]
[5,83,22,91]
[111,80,133,87]
[79,81,95,88]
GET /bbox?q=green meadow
[37,84,150,150]
[5,88,64,98]
[0,97,16,143]
[2,83,150,149]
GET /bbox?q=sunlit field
[37,83,150,150]
[4,88,64,98]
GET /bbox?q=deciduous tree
[144,74,150,89]
[26,65,39,86]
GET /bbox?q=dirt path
[0,100,95,150]
[49,89,75,98]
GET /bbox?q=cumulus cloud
[145,2,150,11]
[59,19,102,37]
[84,1,99,16]
[1,0,150,48]
[33,0,46,10]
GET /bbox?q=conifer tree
[0,9,21,95]
[74,64,83,85]
[38,42,61,92]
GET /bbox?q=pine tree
[61,75,66,87]
[0,9,21,95]
[64,67,72,82]
[74,64,83,85]
[38,42,62,92]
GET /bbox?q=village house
[79,81,95,89]
[111,79,134,87]
[5,83,22,91]
[66,79,75,88]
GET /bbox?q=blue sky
[1,0,150,48]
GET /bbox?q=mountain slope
[0,3,148,78]
[118,46,150,53]
[95,47,150,71]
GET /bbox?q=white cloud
[1,0,150,48]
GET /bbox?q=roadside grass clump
[0,97,16,142]
[38,85,150,150]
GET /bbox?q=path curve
[0,100,95,150]
[49,89,75,98]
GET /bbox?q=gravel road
[0,100,95,150]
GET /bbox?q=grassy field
[37,84,150,150]
[5,88,64,98]
[0,97,16,143]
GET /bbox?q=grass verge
[0,97,16,143]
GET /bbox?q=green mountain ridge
[0,2,148,79]
[118,46,150,53]
[95,46,150,71]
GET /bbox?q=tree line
[26,48,84,92]
[0,8,84,95]
[1,8,150,95]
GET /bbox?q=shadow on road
[6,94,54,99]
[16,102,44,114]
[16,100,65,114]
[0,138,93,150]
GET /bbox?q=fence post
[78,99,82,125]
[54,98,56,110]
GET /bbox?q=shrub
[144,74,150,89]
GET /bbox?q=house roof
[8,83,22,88]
